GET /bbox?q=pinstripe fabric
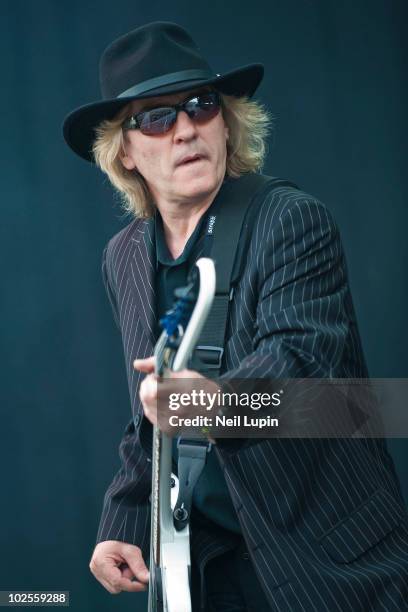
[97,178,408,610]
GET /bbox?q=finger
[133,356,156,373]
[96,565,125,594]
[116,577,148,592]
[97,563,148,594]
[93,552,149,595]
[121,566,134,580]
[98,576,122,595]
[122,547,150,584]
[169,368,200,378]
[100,575,147,595]
[139,375,158,407]
[120,567,149,590]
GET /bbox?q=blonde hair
[92,93,273,218]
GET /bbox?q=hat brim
[62,63,264,162]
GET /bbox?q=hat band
[117,69,215,99]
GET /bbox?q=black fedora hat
[63,21,264,162]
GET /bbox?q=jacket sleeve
[220,195,362,380]
[215,195,368,450]
[96,244,151,553]
[95,419,151,554]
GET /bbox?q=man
[63,21,408,611]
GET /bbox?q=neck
[154,184,223,259]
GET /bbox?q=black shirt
[154,207,241,535]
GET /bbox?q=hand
[134,356,219,435]
[89,540,149,594]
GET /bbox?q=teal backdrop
[1,1,407,610]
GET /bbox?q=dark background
[1,1,407,610]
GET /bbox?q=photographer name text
[168,414,279,429]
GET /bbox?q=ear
[224,124,229,141]
[120,152,137,171]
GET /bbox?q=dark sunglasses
[122,91,221,135]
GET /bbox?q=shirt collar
[155,208,208,268]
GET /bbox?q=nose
[172,110,198,143]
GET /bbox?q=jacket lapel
[129,217,157,346]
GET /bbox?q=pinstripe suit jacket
[97,177,408,611]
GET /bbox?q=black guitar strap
[192,173,298,376]
[173,173,298,531]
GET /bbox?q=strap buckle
[173,438,212,531]
[195,345,224,370]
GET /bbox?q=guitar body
[148,258,216,612]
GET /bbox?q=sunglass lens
[139,107,177,135]
[186,93,220,123]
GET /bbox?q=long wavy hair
[92,93,273,218]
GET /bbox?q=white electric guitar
[147,258,216,612]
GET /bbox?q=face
[120,88,229,207]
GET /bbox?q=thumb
[122,547,150,583]
[133,356,156,373]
